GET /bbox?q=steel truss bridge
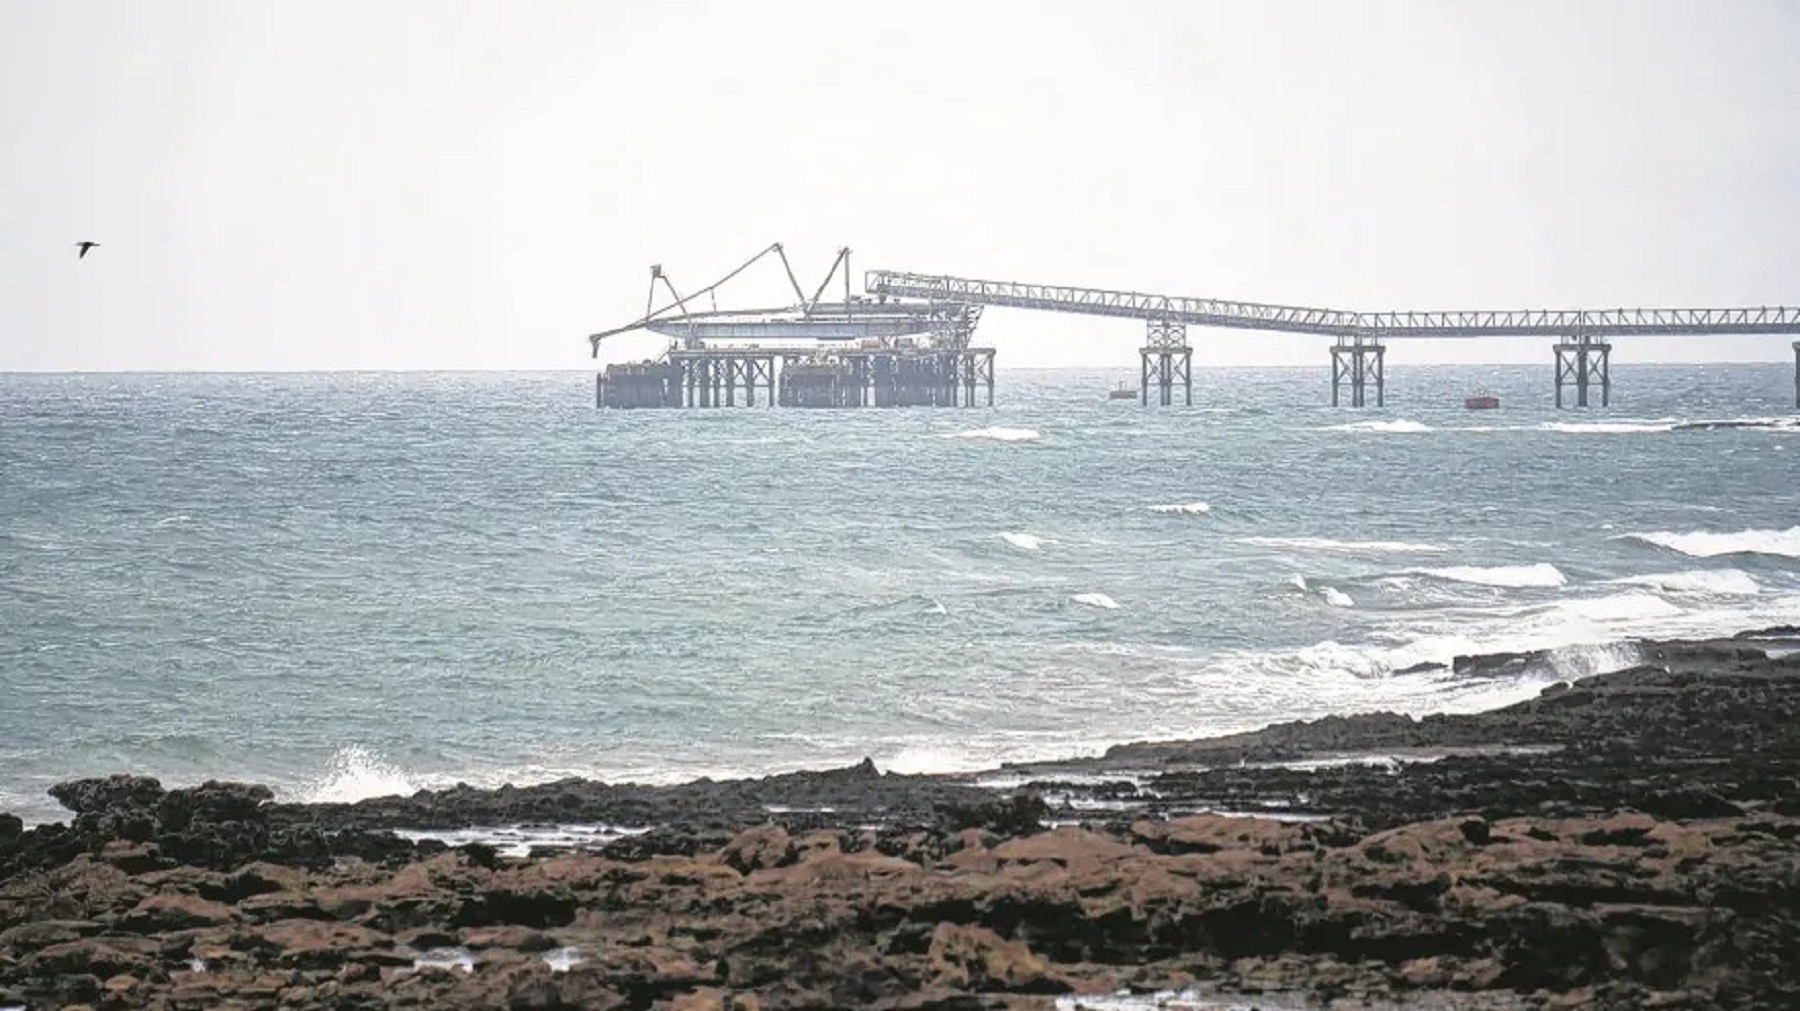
[584,245,1800,409]
[862,269,1800,409]
[862,270,1800,340]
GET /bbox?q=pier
[867,270,1800,409]
[586,244,1800,409]
[590,246,993,410]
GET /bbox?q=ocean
[1,364,1797,825]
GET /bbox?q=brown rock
[720,825,795,874]
[118,893,237,933]
[253,918,397,969]
[460,924,557,951]
[1130,814,1303,857]
[100,840,171,875]
[992,827,1138,877]
[926,923,1069,994]
[20,937,160,980]
[0,918,101,950]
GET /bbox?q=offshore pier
[589,246,992,410]
[589,244,1800,409]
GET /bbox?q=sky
[2,0,1799,372]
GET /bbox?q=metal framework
[866,270,1800,341]
[1331,337,1386,407]
[591,245,976,355]
[1554,338,1612,408]
[1140,320,1192,406]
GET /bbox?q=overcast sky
[3,0,1798,371]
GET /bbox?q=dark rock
[463,841,501,870]
[1459,818,1491,845]
[48,775,165,816]
[156,780,273,829]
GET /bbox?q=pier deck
[584,244,1800,409]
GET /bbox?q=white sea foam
[1287,574,1308,591]
[411,947,475,973]
[1407,563,1567,588]
[543,948,585,973]
[1611,569,1761,597]
[291,745,420,805]
[1320,587,1355,608]
[394,823,648,858]
[1071,592,1121,610]
[1148,501,1211,515]
[1324,419,1432,434]
[1559,591,1684,622]
[944,426,1040,442]
[1000,531,1043,551]
[1625,527,1800,559]
[1056,987,1303,1010]
[1541,420,1677,434]
[1244,535,1445,554]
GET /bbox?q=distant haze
[3,0,1798,372]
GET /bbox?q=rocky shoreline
[3,630,1798,1009]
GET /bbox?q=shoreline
[3,627,1798,1008]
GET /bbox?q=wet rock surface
[0,631,1797,1008]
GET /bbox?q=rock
[21,937,159,980]
[926,924,1068,994]
[118,893,237,933]
[1459,817,1492,845]
[156,780,273,829]
[720,826,795,874]
[100,840,171,875]
[250,919,395,969]
[0,919,101,950]
[0,812,22,846]
[459,924,556,951]
[49,775,165,816]
[453,886,579,929]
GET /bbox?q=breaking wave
[1071,592,1121,610]
[1148,502,1211,515]
[290,745,420,805]
[1243,535,1445,554]
[1625,527,1800,559]
[1324,419,1432,434]
[1541,420,1677,434]
[945,426,1041,442]
[1000,531,1044,551]
[1320,587,1355,608]
[1406,563,1567,588]
[1610,569,1761,597]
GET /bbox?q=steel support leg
[1330,340,1386,407]
[1555,339,1612,408]
[1140,320,1191,406]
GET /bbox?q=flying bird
[74,241,99,259]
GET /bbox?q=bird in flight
[74,241,100,259]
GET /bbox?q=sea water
[1,364,1796,824]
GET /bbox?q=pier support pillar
[1330,337,1386,407]
[957,348,996,407]
[1555,337,1612,408]
[1793,341,1799,409]
[595,362,681,409]
[1139,320,1192,406]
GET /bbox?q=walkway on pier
[864,270,1800,340]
